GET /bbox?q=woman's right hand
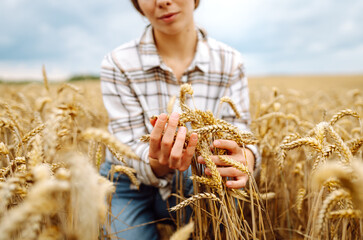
[148,112,198,177]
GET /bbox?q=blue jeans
[100,162,193,240]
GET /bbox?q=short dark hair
[130,0,200,15]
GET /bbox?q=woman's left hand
[197,139,255,188]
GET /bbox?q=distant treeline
[0,74,100,84]
[68,74,100,82]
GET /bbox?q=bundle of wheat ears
[140,83,271,240]
[0,77,362,239]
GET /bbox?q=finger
[149,113,168,158]
[213,139,240,154]
[160,112,180,163]
[180,133,198,171]
[226,176,249,188]
[169,127,187,169]
[215,167,246,178]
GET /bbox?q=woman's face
[137,0,195,36]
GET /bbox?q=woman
[100,0,260,239]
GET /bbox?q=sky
[1,0,363,81]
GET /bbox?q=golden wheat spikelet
[0,117,16,131]
[0,142,9,155]
[313,161,363,212]
[329,109,360,126]
[194,109,217,125]
[259,192,276,201]
[179,84,193,104]
[95,143,104,168]
[280,137,323,153]
[228,188,249,201]
[0,102,21,132]
[27,135,44,168]
[140,134,150,143]
[346,137,363,154]
[81,128,140,160]
[328,209,362,219]
[35,97,52,113]
[169,192,224,212]
[324,124,353,165]
[197,142,223,190]
[190,175,220,188]
[218,155,250,175]
[316,189,351,234]
[0,166,70,239]
[192,124,257,145]
[295,188,306,215]
[179,83,194,113]
[57,82,83,95]
[21,124,46,145]
[114,165,140,189]
[220,96,241,119]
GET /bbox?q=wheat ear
[280,137,323,153]
[218,155,250,174]
[316,189,351,234]
[329,109,360,126]
[81,128,140,160]
[220,96,241,119]
[169,192,224,212]
[114,165,140,189]
[328,209,362,219]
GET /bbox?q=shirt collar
[138,25,210,73]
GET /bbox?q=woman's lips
[158,12,179,23]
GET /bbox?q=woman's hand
[198,139,255,188]
[148,112,198,177]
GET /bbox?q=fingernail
[214,140,220,146]
[170,112,179,120]
[159,114,167,121]
[179,127,186,134]
[190,133,197,141]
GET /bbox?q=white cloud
[0,0,362,80]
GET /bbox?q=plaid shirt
[101,25,260,199]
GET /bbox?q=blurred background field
[1,74,362,239]
[249,75,363,92]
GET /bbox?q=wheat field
[0,74,362,239]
